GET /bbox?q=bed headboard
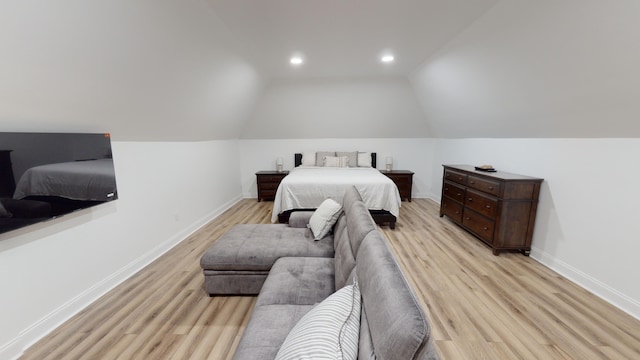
[294,153,377,168]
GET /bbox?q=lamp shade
[385,156,393,165]
[276,157,284,172]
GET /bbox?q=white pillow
[301,152,316,166]
[308,198,342,240]
[357,152,372,167]
[324,155,349,168]
[275,282,361,360]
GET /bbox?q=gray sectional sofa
[200,187,438,360]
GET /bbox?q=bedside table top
[380,170,414,175]
[256,170,289,175]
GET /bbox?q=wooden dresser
[380,170,414,201]
[256,171,288,202]
[439,165,543,256]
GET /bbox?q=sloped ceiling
[207,0,498,79]
[410,0,640,138]
[2,1,639,140]
[0,0,265,141]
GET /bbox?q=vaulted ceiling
[1,1,639,140]
[206,0,498,79]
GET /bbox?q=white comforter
[271,166,401,223]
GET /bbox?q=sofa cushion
[346,201,377,256]
[233,304,315,360]
[274,282,361,360]
[332,211,354,290]
[356,231,432,360]
[200,224,334,271]
[257,257,335,306]
[342,186,363,213]
[287,211,314,228]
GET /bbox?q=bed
[13,159,117,202]
[271,152,401,228]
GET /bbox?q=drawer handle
[483,226,488,230]
[455,211,460,214]
[445,187,448,191]
[488,186,494,190]
[457,193,462,196]
[468,197,473,201]
[458,177,464,181]
[470,181,475,184]
[465,217,470,220]
[485,205,491,209]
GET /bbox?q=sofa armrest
[288,211,314,228]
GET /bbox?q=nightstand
[256,171,289,202]
[380,170,414,201]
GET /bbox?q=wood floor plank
[19,198,640,359]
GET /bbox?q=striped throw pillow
[275,281,362,360]
[323,155,350,167]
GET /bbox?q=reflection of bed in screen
[14,159,117,202]
[273,153,401,229]
[0,132,119,235]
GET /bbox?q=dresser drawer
[441,197,463,223]
[444,170,467,185]
[464,189,498,218]
[462,209,495,243]
[442,181,466,204]
[467,175,501,197]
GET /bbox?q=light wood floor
[21,199,640,359]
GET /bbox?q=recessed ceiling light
[381,55,395,63]
[290,56,303,65]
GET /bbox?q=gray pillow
[0,201,12,218]
[337,151,358,167]
[315,151,336,166]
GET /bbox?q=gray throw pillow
[315,151,336,166]
[337,151,358,167]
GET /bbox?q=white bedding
[271,166,401,223]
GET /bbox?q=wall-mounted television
[0,132,118,235]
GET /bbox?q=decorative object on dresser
[380,170,414,202]
[439,164,543,256]
[256,170,289,202]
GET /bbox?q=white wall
[429,138,640,319]
[0,140,242,359]
[241,78,432,139]
[239,138,436,200]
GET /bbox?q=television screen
[0,132,118,235]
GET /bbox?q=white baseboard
[530,247,640,321]
[0,195,242,360]
[406,195,640,320]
